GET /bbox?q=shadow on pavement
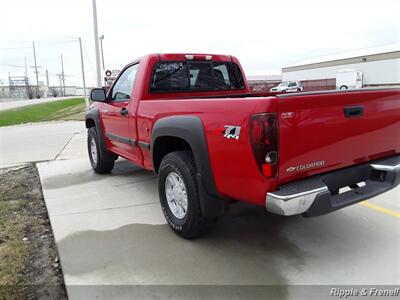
[57,203,306,295]
[42,160,154,190]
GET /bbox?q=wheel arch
[85,108,117,161]
[85,117,96,129]
[151,115,223,218]
[85,108,106,149]
[152,136,192,174]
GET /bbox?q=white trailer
[336,69,363,90]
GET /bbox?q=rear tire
[340,85,348,90]
[297,88,301,92]
[158,150,217,239]
[87,127,115,174]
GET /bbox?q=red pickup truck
[86,53,400,238]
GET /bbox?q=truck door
[101,63,141,163]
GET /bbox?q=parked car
[336,69,363,90]
[270,81,303,93]
[86,53,400,238]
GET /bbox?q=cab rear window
[149,61,245,93]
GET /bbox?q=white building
[282,43,400,88]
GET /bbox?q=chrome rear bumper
[266,155,400,216]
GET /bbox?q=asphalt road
[2,121,399,299]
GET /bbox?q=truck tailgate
[277,89,400,184]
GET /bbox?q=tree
[48,87,60,97]
[26,86,44,99]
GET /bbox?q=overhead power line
[82,43,96,78]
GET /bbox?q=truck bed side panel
[137,97,278,205]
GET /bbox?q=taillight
[250,113,278,177]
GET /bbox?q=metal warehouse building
[281,43,400,91]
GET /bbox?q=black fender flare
[85,108,117,161]
[151,115,224,218]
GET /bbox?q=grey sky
[0,0,399,86]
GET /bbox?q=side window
[288,82,296,87]
[111,64,138,101]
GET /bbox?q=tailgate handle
[344,106,363,118]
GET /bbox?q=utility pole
[57,74,63,96]
[24,57,29,95]
[61,53,66,96]
[92,0,102,87]
[79,37,89,108]
[99,35,105,70]
[24,57,28,77]
[45,70,50,98]
[46,70,49,87]
[32,41,40,98]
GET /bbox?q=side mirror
[90,88,107,102]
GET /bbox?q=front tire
[158,150,217,239]
[87,127,115,174]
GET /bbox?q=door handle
[344,106,363,118]
[120,107,128,116]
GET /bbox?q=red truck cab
[86,53,400,238]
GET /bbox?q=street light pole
[79,37,89,108]
[99,35,105,70]
[92,0,102,87]
[32,41,40,98]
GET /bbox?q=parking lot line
[360,201,400,218]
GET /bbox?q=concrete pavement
[0,121,85,167]
[37,153,400,299]
[2,120,398,299]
